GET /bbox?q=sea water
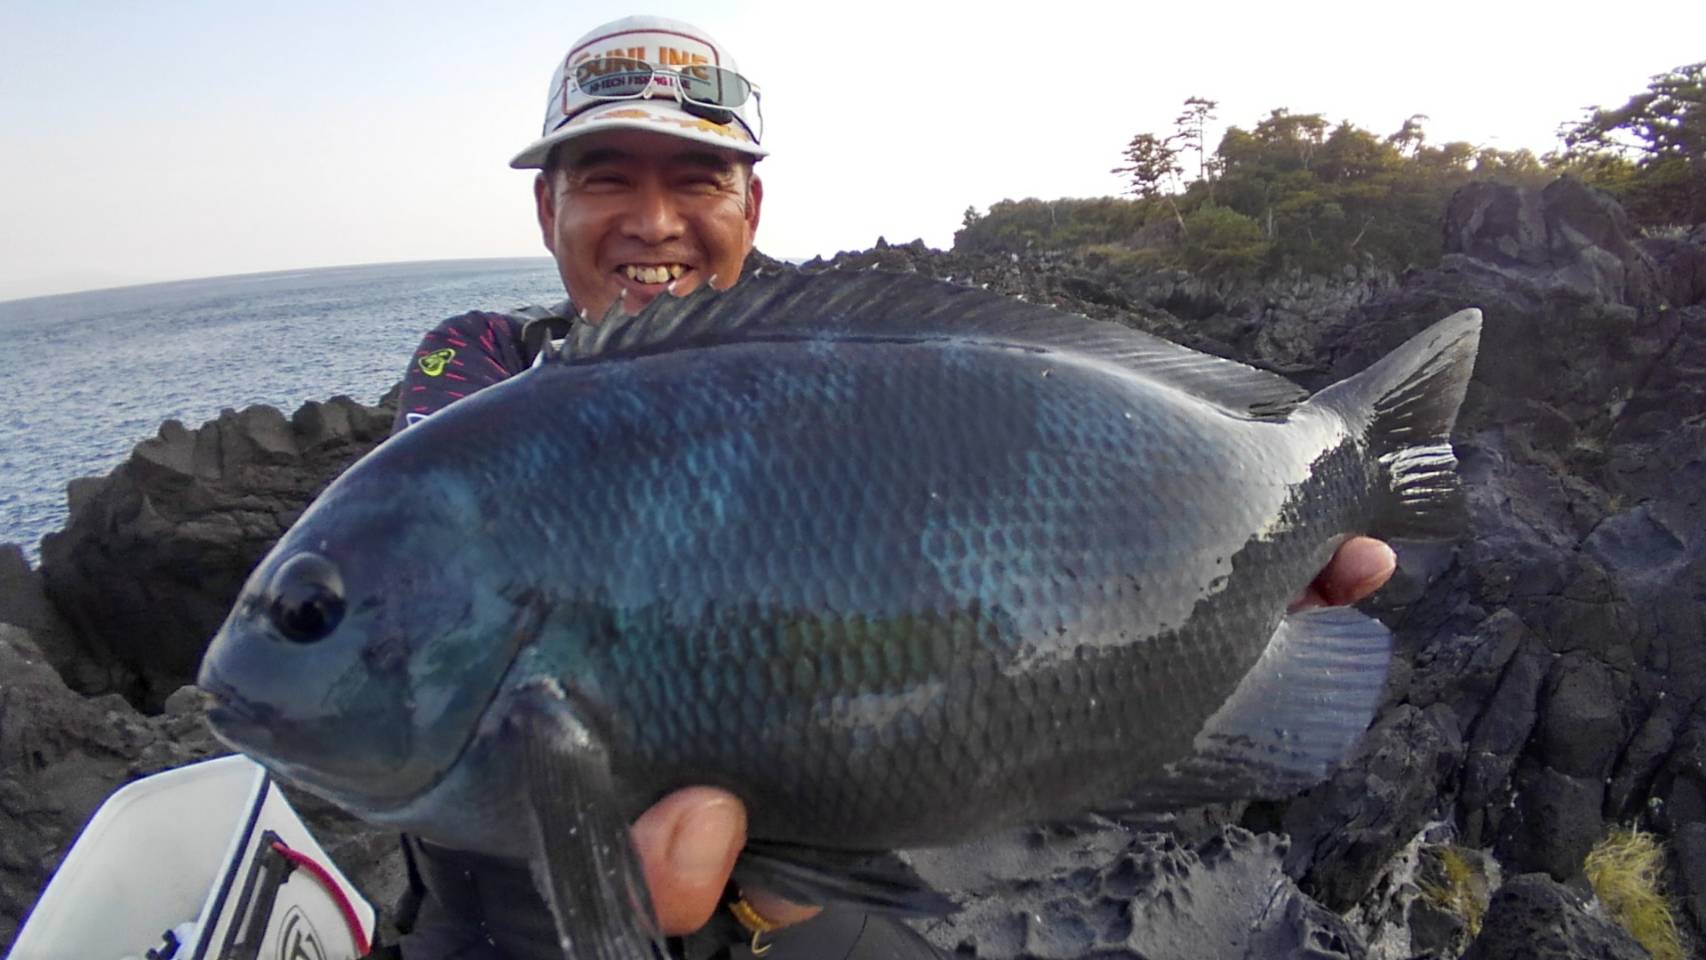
[0,258,565,563]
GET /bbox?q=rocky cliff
[5,175,1704,958]
[34,395,396,710]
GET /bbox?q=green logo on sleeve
[418,348,456,377]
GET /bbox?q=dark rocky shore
[5,176,1705,958]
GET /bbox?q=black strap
[512,301,576,366]
[677,886,943,960]
[401,839,942,960]
[393,835,425,935]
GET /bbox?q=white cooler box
[9,754,378,960]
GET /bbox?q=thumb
[630,787,747,934]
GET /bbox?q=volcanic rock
[1640,226,1706,308]
[1443,176,1663,311]
[0,545,75,678]
[913,825,1366,959]
[0,626,220,946]
[37,393,396,710]
[1459,873,1648,960]
[1281,705,1465,911]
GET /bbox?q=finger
[1289,582,1329,613]
[1290,536,1396,611]
[631,787,747,935]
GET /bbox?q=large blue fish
[198,270,1481,959]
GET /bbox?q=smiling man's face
[535,128,763,320]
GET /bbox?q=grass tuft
[1419,844,1487,938]
[1584,827,1685,960]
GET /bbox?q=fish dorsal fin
[563,270,1308,419]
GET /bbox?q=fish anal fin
[1112,607,1392,812]
[505,681,668,960]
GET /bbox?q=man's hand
[629,787,747,934]
[1290,536,1396,611]
[630,786,825,935]
[632,536,1397,935]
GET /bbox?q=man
[393,14,763,433]
[388,14,1397,960]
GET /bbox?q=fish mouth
[202,679,409,811]
[198,667,413,811]
[197,675,278,754]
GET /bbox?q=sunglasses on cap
[565,56,762,136]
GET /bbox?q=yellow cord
[729,894,779,956]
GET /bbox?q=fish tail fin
[1313,309,1482,541]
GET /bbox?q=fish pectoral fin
[504,683,668,960]
[1116,606,1393,812]
[734,840,957,918]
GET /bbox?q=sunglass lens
[677,65,751,108]
[573,57,653,98]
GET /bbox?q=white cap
[511,15,767,169]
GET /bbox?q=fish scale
[478,341,1336,843]
[200,270,1480,959]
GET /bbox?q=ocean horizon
[0,256,563,310]
[0,257,571,563]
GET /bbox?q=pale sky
[2,0,1701,301]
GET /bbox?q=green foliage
[1585,827,1685,960]
[1475,147,1545,178]
[1318,122,1400,183]
[1387,113,1429,156]
[1175,97,1220,183]
[967,99,1547,276]
[953,197,1155,255]
[960,68,1700,278]
[1111,132,1184,201]
[1562,61,1704,161]
[1082,243,1164,271]
[1177,205,1268,274]
[1557,62,1706,225]
[1210,110,1548,273]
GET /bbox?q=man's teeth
[621,264,686,284]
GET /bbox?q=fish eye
[266,552,346,644]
